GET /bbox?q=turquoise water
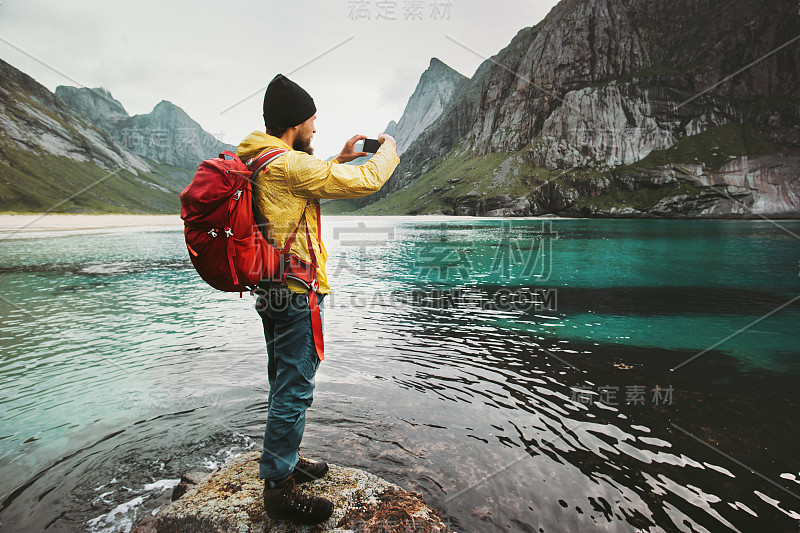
[380,218,800,373]
[0,218,798,532]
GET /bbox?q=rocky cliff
[356,0,800,216]
[52,86,129,132]
[327,58,467,171]
[391,58,469,155]
[0,58,191,213]
[56,86,235,170]
[384,119,397,138]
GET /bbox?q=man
[236,73,399,525]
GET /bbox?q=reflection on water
[0,218,798,532]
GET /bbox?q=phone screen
[363,139,381,153]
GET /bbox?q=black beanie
[263,74,316,129]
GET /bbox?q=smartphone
[362,138,381,153]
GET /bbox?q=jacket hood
[237,131,291,161]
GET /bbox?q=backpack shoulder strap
[315,200,321,242]
[282,200,311,256]
[247,148,289,242]
[246,148,288,177]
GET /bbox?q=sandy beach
[0,214,183,233]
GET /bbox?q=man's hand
[378,133,396,149]
[335,135,368,164]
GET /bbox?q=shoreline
[0,213,582,233]
[0,214,183,233]
[1,213,798,234]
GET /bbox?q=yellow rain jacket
[237,131,400,295]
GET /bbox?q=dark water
[0,217,798,532]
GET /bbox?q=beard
[293,132,314,155]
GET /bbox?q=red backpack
[180,150,325,360]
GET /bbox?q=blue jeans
[256,286,325,481]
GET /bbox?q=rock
[171,471,211,501]
[542,86,680,166]
[466,194,533,216]
[139,452,454,533]
[530,181,579,214]
[692,153,800,214]
[55,86,235,170]
[333,58,466,165]
[391,58,469,156]
[0,57,197,213]
[358,0,800,216]
[640,167,679,186]
[130,517,158,533]
[0,59,150,174]
[54,86,129,131]
[608,206,644,215]
[492,196,532,217]
[650,193,693,215]
[524,135,589,170]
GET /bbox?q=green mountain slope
[0,147,191,213]
[0,57,197,213]
[336,122,793,216]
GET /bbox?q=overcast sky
[0,0,559,158]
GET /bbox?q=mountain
[320,58,467,214]
[327,58,466,166]
[354,0,800,216]
[50,86,129,131]
[391,58,469,155]
[0,58,193,213]
[55,86,235,170]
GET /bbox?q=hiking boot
[263,474,333,525]
[293,455,329,484]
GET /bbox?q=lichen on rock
[133,451,453,533]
